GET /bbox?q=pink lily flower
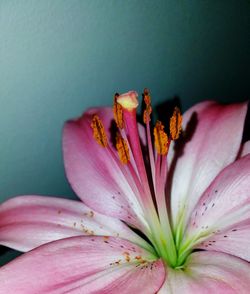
[0,90,250,293]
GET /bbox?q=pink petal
[0,196,150,252]
[239,140,250,157]
[158,251,250,293]
[186,155,250,260]
[63,107,146,230]
[0,236,165,294]
[169,101,247,228]
[197,221,250,261]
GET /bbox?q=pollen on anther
[116,133,130,164]
[143,88,152,124]
[154,121,169,155]
[113,93,124,129]
[91,115,108,147]
[170,107,182,140]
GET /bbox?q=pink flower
[0,90,250,293]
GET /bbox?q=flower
[0,90,250,293]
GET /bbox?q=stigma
[116,91,139,111]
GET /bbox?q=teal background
[0,1,249,264]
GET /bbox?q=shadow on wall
[156,96,250,143]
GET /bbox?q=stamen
[116,133,130,164]
[154,121,169,155]
[142,88,155,188]
[170,107,182,140]
[113,93,124,129]
[91,115,108,147]
[143,88,152,124]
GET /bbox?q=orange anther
[143,88,151,106]
[143,88,152,124]
[154,121,169,155]
[113,93,124,129]
[170,107,182,140]
[91,115,108,147]
[116,133,130,164]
